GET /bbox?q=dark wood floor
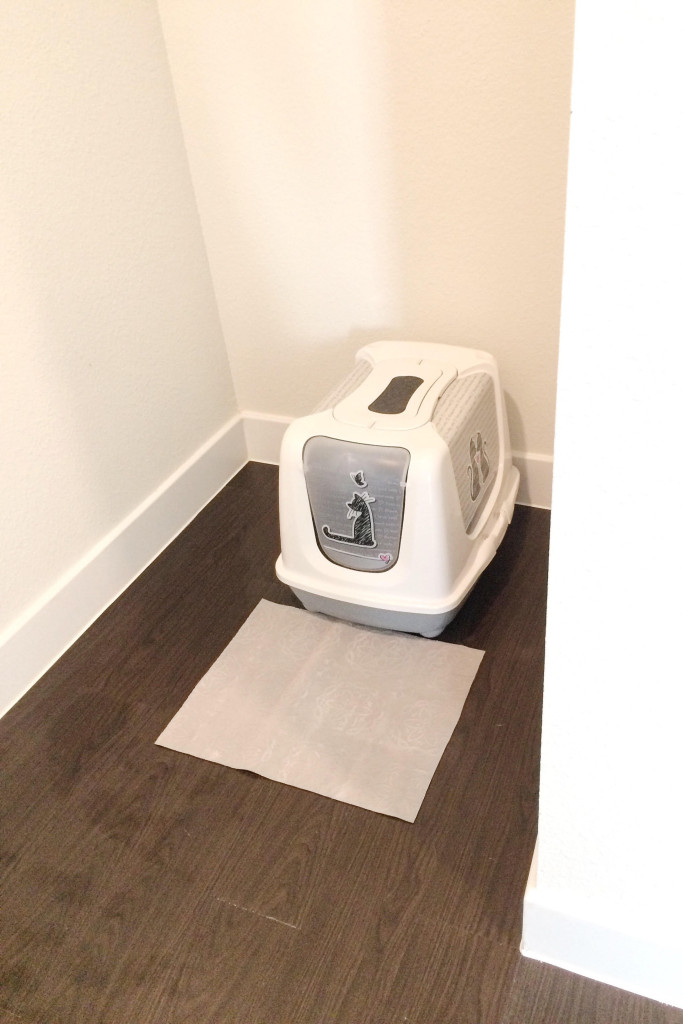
[1,462,681,1024]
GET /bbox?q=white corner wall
[157,0,574,460]
[0,2,243,714]
[524,0,683,1009]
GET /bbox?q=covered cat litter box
[275,341,520,638]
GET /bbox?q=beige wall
[0,2,237,637]
[158,0,574,455]
[1,0,574,697]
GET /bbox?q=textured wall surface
[158,0,574,455]
[0,1,237,636]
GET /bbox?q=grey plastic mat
[156,599,484,822]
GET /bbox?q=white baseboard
[512,451,553,510]
[0,416,247,719]
[0,412,552,720]
[522,846,683,1010]
[243,412,554,510]
[241,411,293,465]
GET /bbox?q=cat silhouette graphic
[467,432,489,501]
[322,491,377,547]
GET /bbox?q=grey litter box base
[291,588,464,639]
